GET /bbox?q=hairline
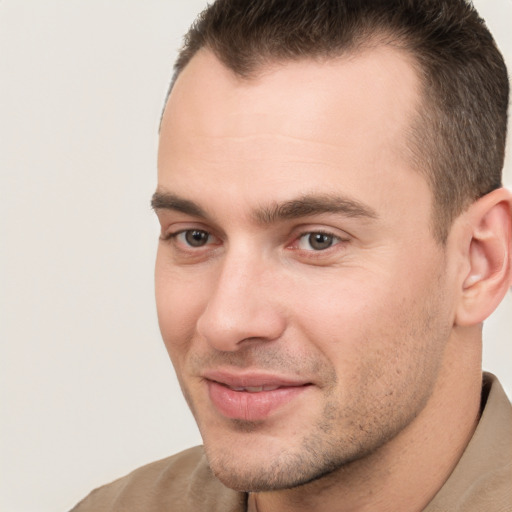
[162,40,460,245]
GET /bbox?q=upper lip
[202,369,311,389]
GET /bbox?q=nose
[196,253,286,352]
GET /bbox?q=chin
[203,437,354,492]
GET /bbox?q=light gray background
[0,1,510,511]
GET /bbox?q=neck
[249,329,482,512]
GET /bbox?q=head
[153,0,511,494]
[167,0,509,243]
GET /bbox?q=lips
[203,371,311,421]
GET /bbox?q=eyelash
[162,228,347,255]
[163,229,218,248]
[293,230,344,252]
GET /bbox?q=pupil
[185,230,208,247]
[309,233,332,250]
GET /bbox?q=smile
[203,372,312,421]
[226,385,281,392]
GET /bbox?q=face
[155,48,456,492]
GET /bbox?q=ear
[455,188,512,327]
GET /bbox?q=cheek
[291,263,444,381]
[292,268,392,344]
[155,255,208,358]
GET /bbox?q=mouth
[203,371,313,422]
[222,384,283,392]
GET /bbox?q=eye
[160,227,221,262]
[297,232,341,251]
[176,229,212,247]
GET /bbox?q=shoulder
[70,446,246,512]
[425,374,512,512]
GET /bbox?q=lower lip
[207,381,309,421]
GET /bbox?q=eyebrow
[151,191,378,224]
[253,194,378,224]
[151,192,207,218]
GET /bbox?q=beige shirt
[70,374,511,512]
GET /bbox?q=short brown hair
[166,0,509,242]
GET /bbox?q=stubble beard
[198,358,438,493]
[179,272,449,493]
[203,369,441,493]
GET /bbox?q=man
[72,0,511,510]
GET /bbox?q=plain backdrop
[0,1,510,511]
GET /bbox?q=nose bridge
[196,246,285,351]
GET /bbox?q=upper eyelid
[293,225,351,240]
[298,228,343,237]
[156,211,224,235]
[161,222,218,237]
[297,230,342,240]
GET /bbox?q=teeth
[228,385,280,392]
[245,386,264,392]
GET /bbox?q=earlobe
[455,188,512,327]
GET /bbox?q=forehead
[158,48,430,226]
[161,46,420,142]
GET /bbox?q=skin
[154,48,486,511]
